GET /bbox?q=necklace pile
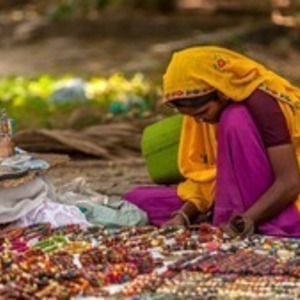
[1,223,300,299]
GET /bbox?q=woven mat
[0,153,70,188]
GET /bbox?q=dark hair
[169,91,218,108]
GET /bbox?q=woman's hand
[220,214,255,239]
[163,201,200,227]
[162,214,186,227]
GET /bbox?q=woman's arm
[162,201,200,227]
[244,143,300,225]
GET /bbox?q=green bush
[0,73,159,130]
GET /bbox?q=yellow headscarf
[163,46,300,212]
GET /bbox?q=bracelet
[229,214,255,237]
[171,210,191,227]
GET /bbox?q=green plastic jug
[141,114,184,184]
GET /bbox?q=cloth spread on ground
[14,200,90,228]
[1,153,49,171]
[2,175,148,228]
[0,176,54,223]
[56,177,148,228]
[78,201,148,228]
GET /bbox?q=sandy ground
[48,157,153,197]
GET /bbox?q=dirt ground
[48,157,153,197]
[2,12,300,80]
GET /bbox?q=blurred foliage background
[1,0,300,130]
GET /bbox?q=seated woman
[125,46,300,238]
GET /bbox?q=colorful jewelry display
[0,223,300,299]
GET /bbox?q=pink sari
[214,104,300,237]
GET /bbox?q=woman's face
[176,96,229,124]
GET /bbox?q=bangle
[171,210,191,227]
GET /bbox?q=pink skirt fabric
[214,104,300,237]
[124,186,183,226]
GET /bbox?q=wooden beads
[0,223,300,299]
[105,263,138,284]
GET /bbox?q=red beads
[105,263,138,284]
[0,223,300,299]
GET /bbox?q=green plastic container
[141,114,184,184]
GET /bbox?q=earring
[219,93,230,101]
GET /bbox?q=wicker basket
[141,114,184,184]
